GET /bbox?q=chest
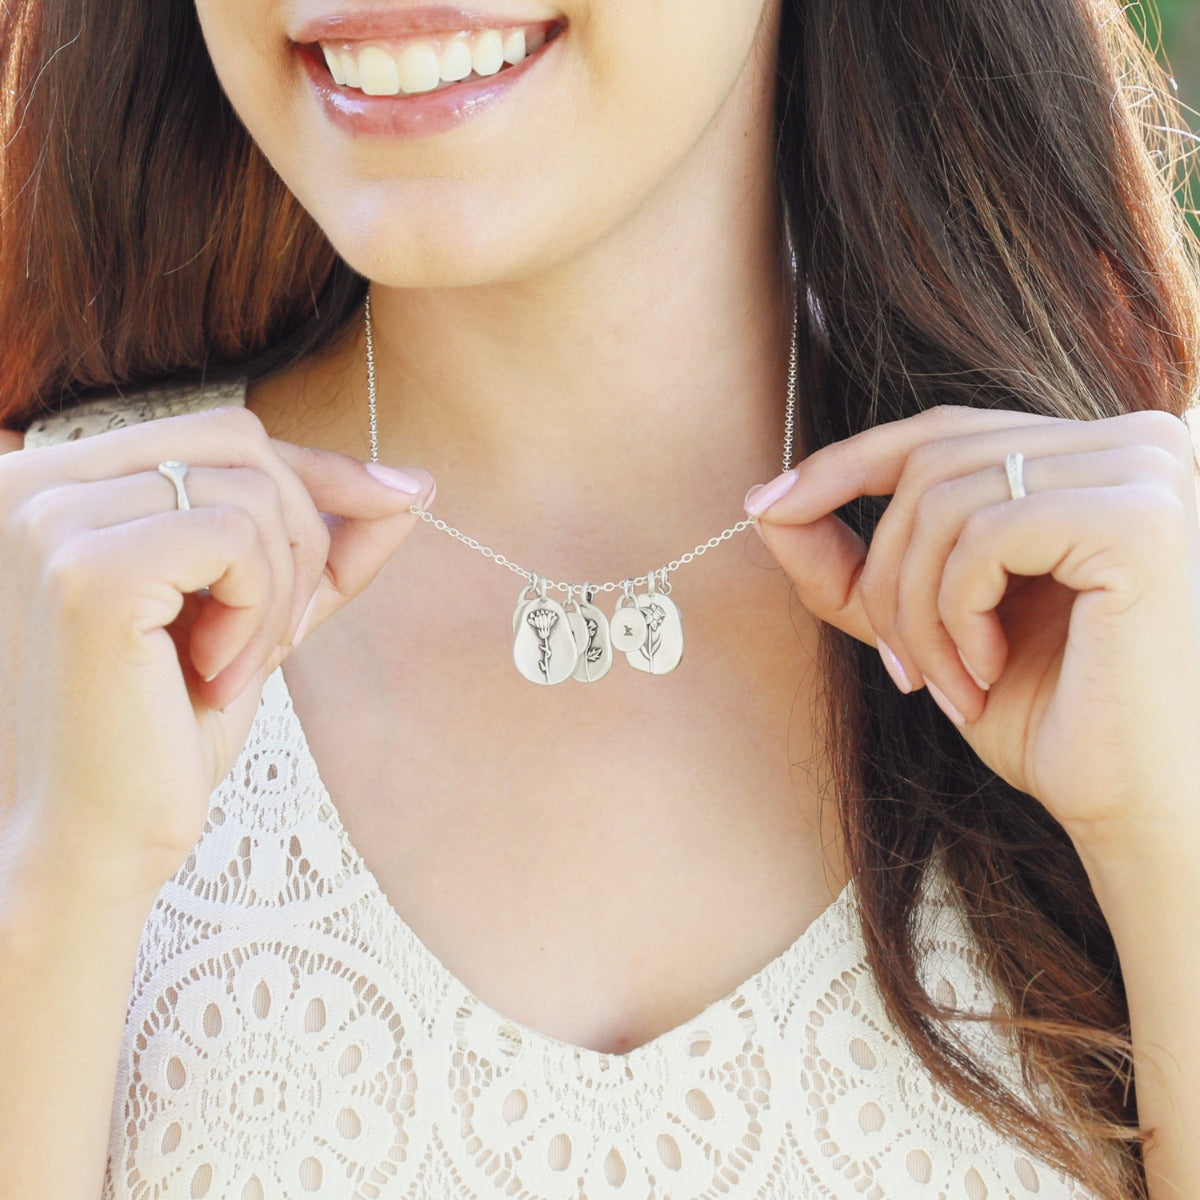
[281,550,843,1055]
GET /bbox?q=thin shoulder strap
[22,379,248,449]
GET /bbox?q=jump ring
[157,460,192,511]
[1004,451,1027,501]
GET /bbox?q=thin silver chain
[364,287,798,597]
[782,291,799,475]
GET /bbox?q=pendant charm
[568,589,613,683]
[513,582,579,685]
[626,571,684,676]
[610,594,650,654]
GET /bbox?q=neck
[372,224,792,560]
[258,86,795,579]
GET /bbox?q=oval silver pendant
[569,602,613,683]
[513,597,579,685]
[610,603,649,654]
[513,584,540,634]
[626,593,684,675]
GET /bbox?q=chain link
[364,288,790,596]
[403,505,758,594]
[783,288,798,474]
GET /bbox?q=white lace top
[96,669,1093,1200]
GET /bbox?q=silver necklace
[364,288,798,684]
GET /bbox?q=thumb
[274,441,436,640]
[0,429,25,456]
[757,512,877,647]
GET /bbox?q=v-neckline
[271,666,861,1064]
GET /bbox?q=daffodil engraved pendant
[512,584,579,686]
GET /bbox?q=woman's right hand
[0,405,432,902]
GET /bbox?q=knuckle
[915,404,999,441]
[0,447,45,516]
[234,465,284,519]
[303,511,332,566]
[935,579,961,630]
[959,501,1001,547]
[913,478,959,530]
[918,404,969,431]
[893,597,929,648]
[1124,409,1193,459]
[901,440,949,488]
[1123,485,1189,550]
[202,404,269,451]
[855,559,893,629]
[10,487,70,557]
[41,540,106,614]
[1124,442,1191,496]
[208,502,261,551]
[901,438,977,498]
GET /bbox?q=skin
[756,408,1200,1198]
[1,0,1198,1196]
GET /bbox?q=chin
[308,187,584,289]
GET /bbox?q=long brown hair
[3,1,1197,1194]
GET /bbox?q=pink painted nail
[364,463,424,495]
[877,639,915,694]
[291,593,319,649]
[926,681,966,727]
[744,469,799,517]
[957,649,991,692]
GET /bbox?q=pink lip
[293,6,553,42]
[295,12,563,139]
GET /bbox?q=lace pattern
[21,381,248,450]
[101,671,1096,1199]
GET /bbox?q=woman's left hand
[751,405,1200,870]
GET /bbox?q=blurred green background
[1153,0,1199,145]
[1157,0,1199,110]
[1150,0,1199,226]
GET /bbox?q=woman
[1,0,1197,1197]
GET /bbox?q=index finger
[759,511,878,646]
[270,439,434,644]
[759,406,1057,525]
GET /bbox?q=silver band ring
[1004,451,1027,501]
[157,460,192,511]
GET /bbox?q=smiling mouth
[312,21,565,97]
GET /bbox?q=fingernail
[957,649,991,692]
[364,463,424,495]
[877,639,915,694]
[292,593,319,649]
[926,681,966,727]
[745,469,799,517]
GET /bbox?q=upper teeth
[321,25,547,96]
